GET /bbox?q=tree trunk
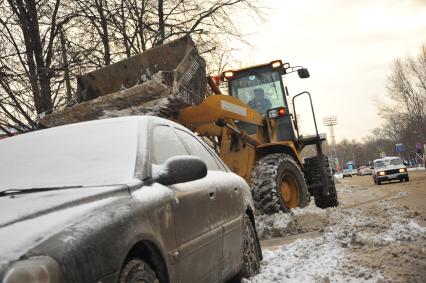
[60,28,73,102]
[157,0,165,45]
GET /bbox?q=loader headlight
[3,256,62,283]
[399,168,407,173]
[268,109,278,118]
[268,107,286,118]
[379,171,386,176]
[223,71,234,79]
[271,60,283,69]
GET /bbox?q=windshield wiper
[0,185,83,197]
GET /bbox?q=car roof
[373,157,402,164]
[47,115,185,133]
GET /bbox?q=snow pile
[397,191,409,197]
[246,236,383,283]
[246,238,344,283]
[255,204,328,239]
[255,212,295,239]
[336,183,367,194]
[249,182,426,282]
[380,220,426,243]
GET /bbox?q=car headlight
[3,256,62,283]
[399,168,407,173]
[379,171,386,176]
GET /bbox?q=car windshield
[0,119,139,191]
[375,161,386,168]
[389,158,402,165]
[230,69,286,113]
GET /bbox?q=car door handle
[209,192,215,199]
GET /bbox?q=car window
[206,147,229,172]
[375,161,386,168]
[175,129,221,171]
[151,125,189,164]
[389,158,402,165]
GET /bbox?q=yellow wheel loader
[175,61,339,213]
[41,35,338,214]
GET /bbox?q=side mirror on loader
[297,68,310,79]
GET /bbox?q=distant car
[342,169,352,178]
[372,157,409,185]
[358,166,373,176]
[0,116,261,283]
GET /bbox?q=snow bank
[249,182,426,282]
[246,237,382,283]
[255,203,328,239]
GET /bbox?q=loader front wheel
[251,153,309,214]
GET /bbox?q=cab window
[230,69,286,113]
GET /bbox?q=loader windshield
[229,69,286,113]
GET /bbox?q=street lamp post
[323,116,338,171]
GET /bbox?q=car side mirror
[297,68,310,79]
[153,156,207,186]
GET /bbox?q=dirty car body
[0,116,258,283]
[372,157,409,184]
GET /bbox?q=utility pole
[323,116,338,171]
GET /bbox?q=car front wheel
[118,259,159,283]
[239,215,262,279]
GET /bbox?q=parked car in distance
[342,169,353,178]
[358,166,373,176]
[372,157,409,185]
[0,116,262,283]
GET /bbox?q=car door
[174,128,244,280]
[150,124,221,282]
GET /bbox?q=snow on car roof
[374,156,400,162]
[0,116,178,191]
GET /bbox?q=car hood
[0,185,131,271]
[375,164,406,171]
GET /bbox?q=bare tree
[376,45,426,157]
[0,0,262,134]
[362,44,426,164]
[0,0,77,134]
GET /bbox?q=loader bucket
[77,35,206,103]
[40,35,206,127]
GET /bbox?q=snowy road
[246,171,426,283]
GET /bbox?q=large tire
[251,153,309,214]
[304,155,339,209]
[239,215,262,279]
[118,259,159,283]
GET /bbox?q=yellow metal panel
[178,95,264,127]
[194,123,223,136]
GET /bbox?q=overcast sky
[232,0,426,142]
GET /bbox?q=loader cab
[221,60,297,142]
[223,63,288,114]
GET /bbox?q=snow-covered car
[342,169,352,178]
[372,157,409,185]
[358,166,373,176]
[0,116,261,283]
